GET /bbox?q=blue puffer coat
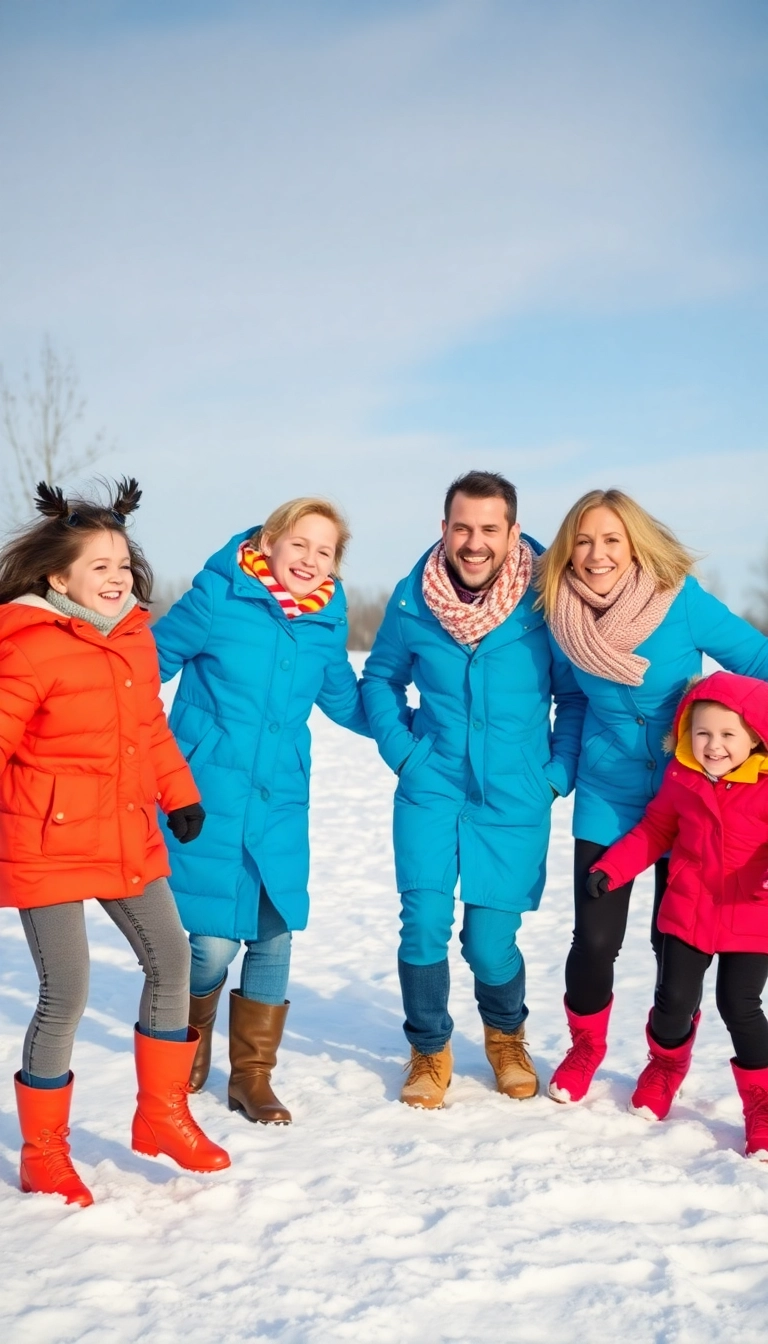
[361,541,586,911]
[563,577,768,845]
[152,530,369,939]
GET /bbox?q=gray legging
[19,878,191,1080]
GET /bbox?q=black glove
[586,868,610,900]
[167,802,206,844]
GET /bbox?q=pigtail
[34,482,71,521]
[111,477,142,521]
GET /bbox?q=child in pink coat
[588,671,768,1159]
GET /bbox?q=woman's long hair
[0,478,153,604]
[535,488,697,621]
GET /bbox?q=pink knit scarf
[422,539,533,648]
[550,562,683,686]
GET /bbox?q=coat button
[124,679,132,687]
[260,787,270,801]
[127,746,135,755]
[636,716,645,725]
[269,722,280,734]
[646,760,655,771]
[131,876,140,885]
[55,811,65,821]
[127,803,135,811]
[399,599,406,607]
[280,659,290,670]
[472,720,483,730]
[461,813,469,823]
[156,791,162,801]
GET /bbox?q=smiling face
[261,512,339,598]
[570,505,634,596]
[690,701,759,777]
[48,529,134,616]
[441,491,520,592]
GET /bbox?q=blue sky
[1,0,766,603]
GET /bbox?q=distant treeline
[152,556,768,649]
[150,579,391,651]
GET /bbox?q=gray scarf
[45,588,138,635]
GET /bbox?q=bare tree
[744,543,768,635]
[1,336,109,525]
[346,587,390,651]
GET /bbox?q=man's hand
[586,868,611,899]
[167,802,206,844]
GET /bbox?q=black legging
[653,935,768,1068]
[564,839,669,1017]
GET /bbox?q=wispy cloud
[1,1,766,600]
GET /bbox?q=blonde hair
[252,497,351,575]
[536,488,696,620]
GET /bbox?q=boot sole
[548,1081,589,1104]
[227,1098,291,1125]
[132,1140,231,1171]
[20,1175,94,1207]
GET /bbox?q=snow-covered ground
[2,665,768,1343]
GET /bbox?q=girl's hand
[586,868,611,899]
[167,802,206,844]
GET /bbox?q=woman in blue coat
[153,498,369,1124]
[537,489,768,1104]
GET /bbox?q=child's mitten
[167,802,206,844]
[586,868,610,899]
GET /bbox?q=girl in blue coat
[537,489,768,1104]
[153,498,369,1124]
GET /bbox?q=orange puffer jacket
[0,595,200,909]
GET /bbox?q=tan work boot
[187,978,227,1093]
[484,1023,539,1099]
[400,1043,452,1109]
[228,990,292,1124]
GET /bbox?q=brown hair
[444,470,518,526]
[0,478,153,605]
[535,488,697,619]
[251,497,351,575]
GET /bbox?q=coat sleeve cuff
[380,730,418,774]
[543,759,569,798]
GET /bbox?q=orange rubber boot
[14,1072,94,1208]
[131,1028,231,1172]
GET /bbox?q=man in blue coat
[362,471,586,1108]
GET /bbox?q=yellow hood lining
[674,704,768,783]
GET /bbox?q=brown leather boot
[188,978,226,1093]
[227,991,292,1124]
[484,1023,539,1099]
[400,1043,452,1109]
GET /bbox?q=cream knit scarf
[549,562,682,686]
[422,539,533,649]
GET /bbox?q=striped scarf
[238,544,335,618]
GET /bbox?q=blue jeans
[189,889,292,1006]
[398,888,528,1053]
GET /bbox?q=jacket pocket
[184,722,222,771]
[42,776,100,859]
[521,745,556,807]
[398,733,434,782]
[583,728,618,774]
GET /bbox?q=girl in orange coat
[0,480,229,1207]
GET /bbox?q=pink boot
[731,1060,768,1161]
[629,1014,697,1120]
[549,997,613,1103]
